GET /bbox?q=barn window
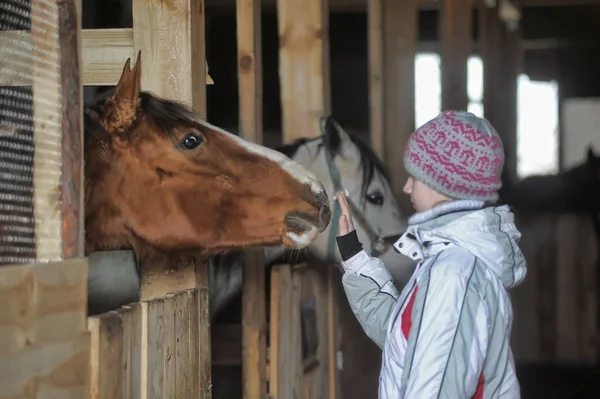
[516,74,560,178]
[467,56,484,118]
[414,52,559,179]
[414,52,441,128]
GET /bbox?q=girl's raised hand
[336,190,355,236]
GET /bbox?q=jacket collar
[393,200,486,261]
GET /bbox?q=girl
[336,111,527,398]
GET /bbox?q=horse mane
[276,116,390,197]
[84,89,202,145]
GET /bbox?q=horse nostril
[318,202,332,232]
[315,190,328,206]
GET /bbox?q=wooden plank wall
[268,263,330,398]
[235,0,268,397]
[0,259,90,398]
[0,0,91,396]
[88,289,209,398]
[381,0,419,213]
[441,0,471,111]
[275,0,340,397]
[512,213,598,365]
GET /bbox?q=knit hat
[403,110,504,202]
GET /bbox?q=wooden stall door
[268,263,331,399]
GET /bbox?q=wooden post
[440,0,472,112]
[276,0,336,396]
[32,0,63,263]
[236,0,267,397]
[131,0,208,299]
[382,0,419,213]
[499,26,521,183]
[59,0,85,259]
[479,2,520,183]
[132,0,207,119]
[479,1,501,123]
[368,0,384,160]
[277,0,331,143]
[131,1,211,397]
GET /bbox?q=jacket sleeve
[340,249,400,349]
[402,255,489,398]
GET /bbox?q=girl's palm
[336,191,354,236]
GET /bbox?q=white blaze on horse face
[198,120,326,196]
[286,228,319,248]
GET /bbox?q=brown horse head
[84,53,331,261]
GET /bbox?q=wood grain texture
[0,332,90,399]
[89,312,124,399]
[479,1,520,182]
[32,0,63,262]
[86,289,212,398]
[205,0,600,9]
[382,0,418,212]
[440,0,472,111]
[0,259,90,399]
[277,0,331,142]
[0,258,88,353]
[196,285,212,399]
[268,264,303,399]
[511,213,599,365]
[368,0,384,160]
[0,28,214,87]
[241,250,267,399]
[236,1,267,397]
[174,292,193,398]
[132,0,206,115]
[59,0,85,259]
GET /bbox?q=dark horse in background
[499,145,600,236]
[498,145,600,399]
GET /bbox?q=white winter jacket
[340,200,527,398]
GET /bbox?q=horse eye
[366,191,384,206]
[181,133,204,150]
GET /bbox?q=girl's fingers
[336,190,355,232]
[338,214,349,236]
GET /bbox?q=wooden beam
[277,0,331,143]
[479,1,520,183]
[133,0,207,116]
[206,0,600,11]
[32,0,62,262]
[0,259,91,397]
[82,28,135,86]
[131,0,209,300]
[0,28,214,87]
[382,0,419,213]
[440,0,472,111]
[236,0,267,398]
[129,1,212,397]
[59,0,84,259]
[368,0,384,159]
[479,0,501,121]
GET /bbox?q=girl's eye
[181,133,204,150]
[365,191,384,206]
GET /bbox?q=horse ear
[587,144,596,160]
[114,51,142,107]
[328,117,358,160]
[103,52,142,135]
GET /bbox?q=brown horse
[84,53,331,265]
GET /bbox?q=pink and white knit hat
[403,111,505,202]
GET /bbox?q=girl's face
[403,176,449,213]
